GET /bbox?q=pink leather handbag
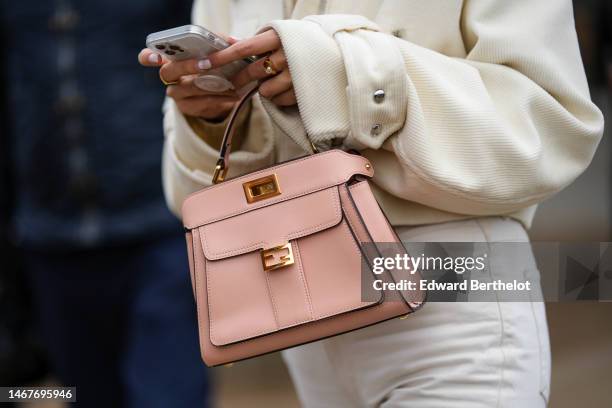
[182,87,425,367]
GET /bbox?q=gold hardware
[261,243,294,271]
[365,163,371,170]
[212,159,228,184]
[224,363,234,368]
[399,314,410,320]
[309,140,319,154]
[263,56,279,75]
[243,174,281,203]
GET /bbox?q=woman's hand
[138,48,240,121]
[207,30,297,107]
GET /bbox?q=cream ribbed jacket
[162,0,604,228]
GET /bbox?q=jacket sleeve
[263,0,604,216]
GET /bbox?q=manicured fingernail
[148,53,161,64]
[197,59,211,70]
[228,36,241,42]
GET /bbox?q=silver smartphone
[146,25,255,92]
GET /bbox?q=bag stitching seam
[192,230,209,358]
[293,240,316,321]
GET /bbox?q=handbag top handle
[212,85,259,184]
[212,85,318,184]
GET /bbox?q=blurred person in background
[0,1,210,407]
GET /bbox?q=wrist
[184,100,251,151]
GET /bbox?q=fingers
[259,69,292,100]
[159,58,213,84]
[138,30,294,114]
[165,74,239,120]
[207,30,281,68]
[166,75,237,99]
[271,89,297,106]
[231,49,286,90]
[272,89,297,106]
[139,48,211,84]
[176,95,239,119]
[138,48,164,66]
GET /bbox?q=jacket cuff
[261,19,350,150]
[264,15,408,151]
[306,15,408,150]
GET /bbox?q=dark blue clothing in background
[1,0,190,248]
[1,1,211,407]
[26,235,210,408]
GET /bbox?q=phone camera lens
[155,44,166,50]
[165,50,176,55]
[169,45,181,51]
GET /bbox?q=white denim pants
[282,217,551,407]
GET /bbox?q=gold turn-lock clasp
[261,243,294,271]
[243,174,281,203]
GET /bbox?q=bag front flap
[182,150,373,230]
[199,187,341,260]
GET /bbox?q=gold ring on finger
[159,70,179,86]
[262,57,279,76]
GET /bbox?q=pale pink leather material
[199,187,341,259]
[348,181,425,306]
[182,150,373,229]
[185,232,196,298]
[296,220,379,319]
[205,216,380,347]
[182,149,425,366]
